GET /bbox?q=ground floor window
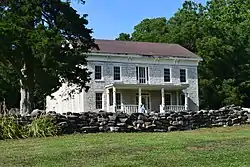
[164,93,172,105]
[95,93,102,109]
[180,93,185,105]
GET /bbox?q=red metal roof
[91,39,200,59]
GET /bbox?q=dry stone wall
[10,105,250,134]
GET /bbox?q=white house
[46,39,202,114]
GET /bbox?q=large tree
[0,0,97,115]
[116,0,250,109]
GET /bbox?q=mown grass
[0,125,250,167]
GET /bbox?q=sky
[71,0,207,40]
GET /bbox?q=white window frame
[94,65,103,81]
[164,93,172,105]
[163,68,172,83]
[180,68,187,83]
[136,66,149,84]
[95,92,103,110]
[113,66,122,81]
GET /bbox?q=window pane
[95,93,102,109]
[114,66,121,80]
[164,68,170,82]
[95,66,102,80]
[180,94,185,105]
[165,94,171,105]
[180,69,186,82]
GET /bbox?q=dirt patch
[187,145,215,151]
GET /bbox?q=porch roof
[105,83,189,90]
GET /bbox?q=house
[46,39,202,114]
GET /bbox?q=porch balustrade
[164,105,186,112]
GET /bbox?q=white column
[113,87,116,113]
[161,88,165,113]
[106,89,110,112]
[138,87,142,111]
[185,93,188,110]
[176,91,179,105]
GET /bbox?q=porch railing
[117,105,138,114]
[164,105,186,112]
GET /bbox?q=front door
[136,93,151,111]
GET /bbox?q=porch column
[138,87,142,111]
[185,93,188,110]
[161,88,165,113]
[113,87,116,113]
[176,91,179,105]
[106,89,110,112]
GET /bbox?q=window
[165,93,172,105]
[136,66,149,84]
[95,93,102,109]
[164,68,171,82]
[113,66,121,80]
[95,66,102,80]
[180,69,187,83]
[180,93,185,105]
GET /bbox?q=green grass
[0,126,250,167]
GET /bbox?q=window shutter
[146,67,149,81]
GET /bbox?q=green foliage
[0,115,57,140]
[116,0,250,109]
[0,117,24,139]
[25,116,58,138]
[116,33,131,41]
[0,0,97,114]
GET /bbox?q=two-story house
[46,39,202,114]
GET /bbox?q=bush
[25,116,58,138]
[0,116,25,139]
[0,115,58,140]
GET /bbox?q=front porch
[105,83,189,114]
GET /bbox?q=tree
[0,0,97,115]
[116,33,131,41]
[116,0,250,109]
[131,17,168,43]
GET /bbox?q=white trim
[86,52,203,61]
[136,65,150,84]
[180,68,188,84]
[113,66,122,81]
[94,65,104,81]
[163,67,172,83]
[86,53,201,66]
[95,92,104,110]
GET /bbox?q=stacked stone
[3,105,250,134]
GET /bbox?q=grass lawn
[0,126,250,167]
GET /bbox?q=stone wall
[12,105,250,134]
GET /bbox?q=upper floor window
[136,66,149,84]
[180,69,187,83]
[95,65,102,80]
[113,66,121,80]
[164,68,171,82]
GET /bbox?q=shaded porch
[105,83,189,114]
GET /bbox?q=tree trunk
[20,62,34,115]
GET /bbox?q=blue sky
[71,0,207,40]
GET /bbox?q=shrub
[0,116,25,139]
[25,116,58,138]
